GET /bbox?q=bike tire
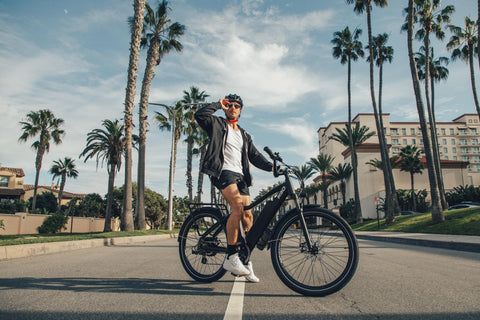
[270,208,359,296]
[178,209,227,282]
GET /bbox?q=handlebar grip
[264,146,275,160]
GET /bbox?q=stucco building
[314,113,477,219]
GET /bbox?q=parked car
[448,202,480,210]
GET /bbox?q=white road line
[223,277,246,320]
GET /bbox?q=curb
[355,232,480,253]
[0,233,177,261]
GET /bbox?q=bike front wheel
[271,208,359,296]
[178,209,227,282]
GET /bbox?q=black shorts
[210,170,250,196]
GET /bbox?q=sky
[0,0,478,200]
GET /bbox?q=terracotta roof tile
[0,167,25,177]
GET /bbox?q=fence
[0,213,120,235]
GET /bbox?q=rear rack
[187,202,229,215]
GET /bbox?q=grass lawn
[0,229,178,246]
[352,207,480,236]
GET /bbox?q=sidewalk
[355,231,480,253]
[0,234,176,261]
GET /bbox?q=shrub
[38,213,69,234]
[0,199,29,214]
[0,219,4,230]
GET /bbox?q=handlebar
[264,146,296,179]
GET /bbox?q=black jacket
[194,102,273,187]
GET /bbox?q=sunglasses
[227,103,242,109]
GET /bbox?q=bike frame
[187,154,314,255]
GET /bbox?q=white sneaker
[223,253,250,276]
[244,261,260,283]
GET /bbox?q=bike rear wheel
[178,210,227,282]
[271,208,359,296]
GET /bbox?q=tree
[329,122,375,223]
[331,25,364,221]
[447,16,480,119]
[19,109,65,214]
[328,163,353,206]
[80,119,125,232]
[415,46,450,209]
[123,0,146,232]
[399,145,424,211]
[293,164,316,203]
[181,86,209,201]
[308,154,334,209]
[49,157,78,214]
[406,0,444,223]
[155,102,188,230]
[366,32,399,222]
[136,0,185,230]
[406,0,454,212]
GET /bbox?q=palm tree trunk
[468,45,480,118]
[136,38,160,231]
[407,0,443,223]
[57,173,66,214]
[410,173,416,212]
[186,140,193,201]
[123,0,145,232]
[32,146,45,213]
[167,127,180,230]
[347,56,362,224]
[429,69,448,210]
[104,164,116,232]
[197,145,206,202]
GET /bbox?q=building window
[474,147,480,154]
[392,147,400,154]
[461,147,469,154]
[410,128,415,135]
[0,176,8,187]
[402,128,407,135]
[460,139,467,145]
[450,128,455,135]
[452,139,456,145]
[391,128,398,135]
[454,156,458,160]
[444,147,448,154]
[441,128,446,135]
[412,138,416,145]
[445,156,449,160]
[453,147,457,153]
[442,138,447,145]
[392,138,400,145]
[472,139,479,146]
[403,138,407,145]
[462,156,469,161]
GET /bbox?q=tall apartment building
[315,113,478,219]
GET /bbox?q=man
[194,94,273,283]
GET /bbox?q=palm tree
[18,109,65,213]
[331,25,364,220]
[154,102,188,230]
[123,0,146,232]
[49,157,78,214]
[366,32,399,222]
[329,122,375,223]
[447,16,480,119]
[80,119,125,232]
[308,154,334,209]
[399,146,424,211]
[328,163,353,206]
[406,0,444,223]
[415,46,450,209]
[406,0,454,212]
[182,86,209,201]
[136,0,185,230]
[293,164,315,204]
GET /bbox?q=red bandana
[229,119,238,123]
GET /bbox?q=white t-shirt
[222,125,243,174]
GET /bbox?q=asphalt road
[0,238,479,320]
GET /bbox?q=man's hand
[220,98,229,111]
